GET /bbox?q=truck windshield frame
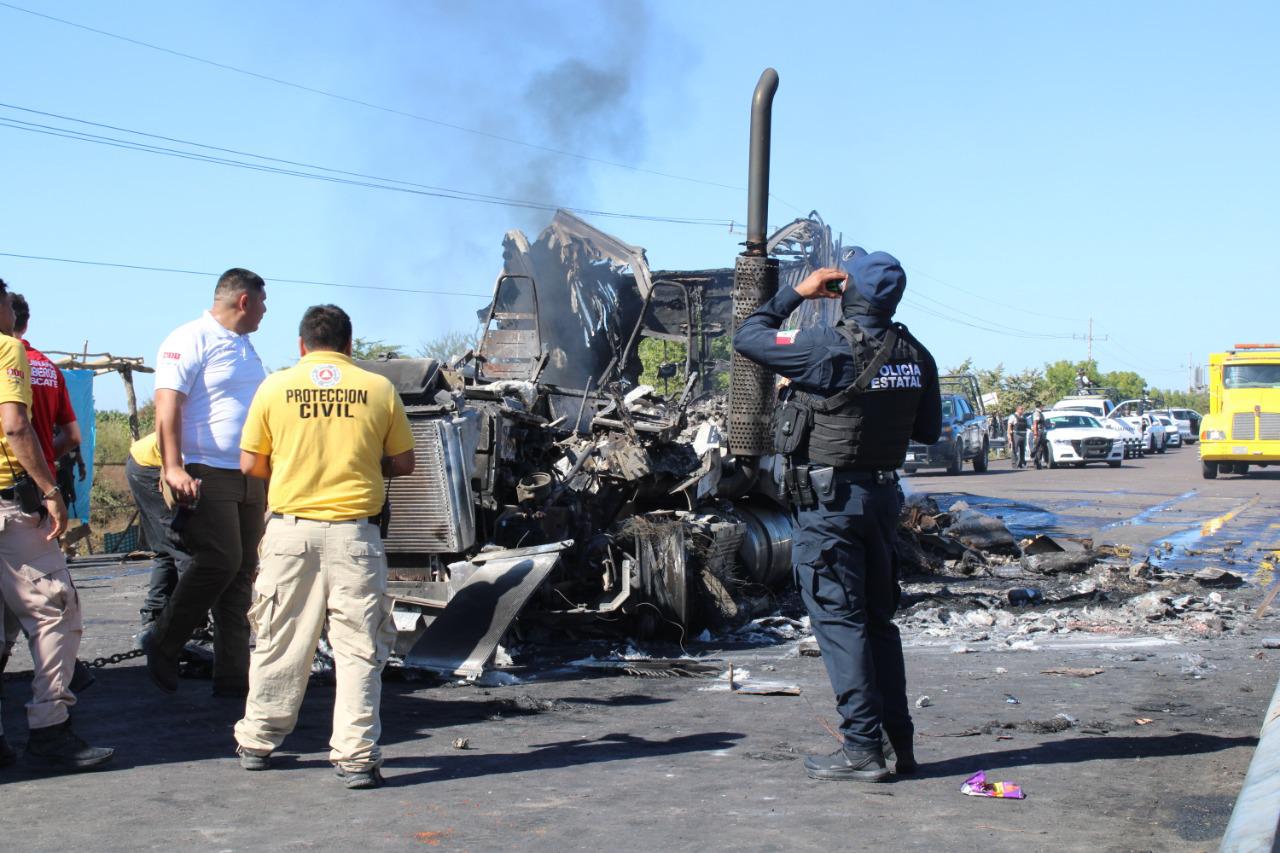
[1223,363,1280,389]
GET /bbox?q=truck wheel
[1202,461,1218,479]
[973,438,989,472]
[1108,460,1122,468]
[1235,462,1249,475]
[947,449,963,475]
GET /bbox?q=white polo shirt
[155,311,266,469]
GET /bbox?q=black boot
[26,720,114,771]
[140,628,178,694]
[803,746,889,782]
[0,733,16,768]
[881,731,918,774]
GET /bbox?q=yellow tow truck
[1200,343,1280,478]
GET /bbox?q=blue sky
[1,0,1276,410]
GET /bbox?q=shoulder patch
[775,329,799,345]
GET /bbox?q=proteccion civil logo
[310,364,342,388]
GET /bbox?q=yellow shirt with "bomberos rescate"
[0,336,33,491]
[240,350,414,521]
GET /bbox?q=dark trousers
[151,464,265,692]
[791,473,910,751]
[125,457,193,622]
[1032,434,1048,468]
[1011,432,1027,467]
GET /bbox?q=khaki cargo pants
[233,515,396,770]
[0,498,82,733]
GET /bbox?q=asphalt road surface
[2,447,1277,852]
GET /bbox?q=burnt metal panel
[403,542,572,677]
[385,418,475,554]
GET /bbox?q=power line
[899,296,1076,340]
[905,263,1087,324]
[0,105,734,226]
[0,251,488,298]
[0,0,746,194]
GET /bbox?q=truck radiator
[385,417,476,554]
[1232,413,1255,440]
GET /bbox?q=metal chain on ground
[83,648,145,669]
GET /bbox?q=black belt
[832,468,899,485]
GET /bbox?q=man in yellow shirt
[233,304,414,790]
[0,279,111,770]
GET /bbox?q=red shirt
[22,340,77,475]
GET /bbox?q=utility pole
[1073,318,1107,366]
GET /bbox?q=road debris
[915,695,932,708]
[1041,667,1105,678]
[961,770,1026,800]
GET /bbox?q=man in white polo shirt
[142,268,268,697]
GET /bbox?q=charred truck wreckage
[341,70,1248,682]
[350,72,845,679]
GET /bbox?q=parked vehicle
[1200,343,1280,478]
[1043,412,1124,468]
[1113,399,1168,454]
[1054,406,1141,458]
[903,374,990,474]
[1152,413,1181,448]
[1104,415,1145,458]
[1159,408,1201,444]
[1051,394,1116,420]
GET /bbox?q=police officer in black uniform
[733,250,941,782]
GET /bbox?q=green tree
[635,334,732,396]
[1153,388,1210,412]
[418,329,480,364]
[351,338,403,360]
[1099,370,1146,401]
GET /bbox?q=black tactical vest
[778,321,927,470]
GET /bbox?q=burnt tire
[1202,461,1218,479]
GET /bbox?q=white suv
[1112,400,1168,454]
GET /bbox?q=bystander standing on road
[9,295,80,494]
[734,252,941,783]
[126,431,193,629]
[233,305,414,790]
[0,279,112,771]
[2,294,92,693]
[1031,400,1048,469]
[1007,404,1028,468]
[142,268,268,698]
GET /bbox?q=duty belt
[833,468,899,485]
[784,464,898,510]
